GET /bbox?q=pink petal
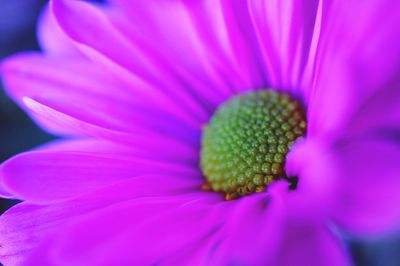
[210,192,285,265]
[270,221,351,266]
[1,139,201,203]
[343,80,400,139]
[248,0,321,95]
[24,193,221,265]
[0,176,204,265]
[37,138,196,165]
[307,0,400,141]
[114,0,267,95]
[17,97,198,162]
[38,4,80,56]
[22,192,288,265]
[332,139,400,236]
[286,134,400,237]
[285,139,340,219]
[0,182,13,199]
[51,0,219,121]
[1,53,200,143]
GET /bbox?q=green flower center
[200,90,306,200]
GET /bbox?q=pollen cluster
[200,90,306,200]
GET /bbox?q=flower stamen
[200,90,306,199]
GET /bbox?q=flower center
[200,90,306,200]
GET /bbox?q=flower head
[201,90,307,199]
[1,0,400,265]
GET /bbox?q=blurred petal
[271,221,351,266]
[23,192,287,265]
[0,177,206,265]
[308,0,400,141]
[248,0,320,95]
[17,97,197,163]
[36,138,196,164]
[344,78,400,138]
[114,0,267,96]
[0,183,13,199]
[38,4,80,56]
[1,53,200,144]
[285,139,340,219]
[24,193,221,265]
[210,192,284,265]
[1,139,200,203]
[333,139,400,236]
[51,0,217,121]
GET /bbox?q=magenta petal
[307,1,400,140]
[285,138,400,237]
[271,221,351,266]
[114,0,267,95]
[0,181,13,199]
[343,81,400,139]
[210,193,285,265]
[1,139,201,203]
[0,176,204,265]
[1,53,201,143]
[23,193,285,265]
[24,193,221,265]
[51,0,219,121]
[332,139,400,236]
[37,138,197,165]
[285,139,340,219]
[38,4,79,56]
[248,0,320,94]
[16,97,198,163]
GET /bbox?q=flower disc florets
[201,90,306,200]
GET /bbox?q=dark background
[0,1,399,265]
[0,0,53,214]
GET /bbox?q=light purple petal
[15,97,198,162]
[287,137,400,236]
[21,191,288,265]
[0,176,205,265]
[114,0,267,95]
[38,4,80,56]
[343,79,400,139]
[1,53,200,143]
[23,193,221,265]
[248,0,320,96]
[36,138,196,165]
[0,139,201,203]
[209,192,285,265]
[307,0,400,141]
[332,139,400,236]
[270,221,351,266]
[0,180,13,199]
[285,139,340,219]
[51,0,218,121]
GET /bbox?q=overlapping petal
[38,5,80,56]
[113,0,267,98]
[248,0,320,95]
[0,139,201,204]
[22,193,286,265]
[332,139,400,236]
[2,53,201,143]
[25,194,222,265]
[0,176,207,265]
[51,0,223,121]
[270,221,351,266]
[1,0,400,265]
[308,0,400,141]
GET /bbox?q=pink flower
[1,0,400,265]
